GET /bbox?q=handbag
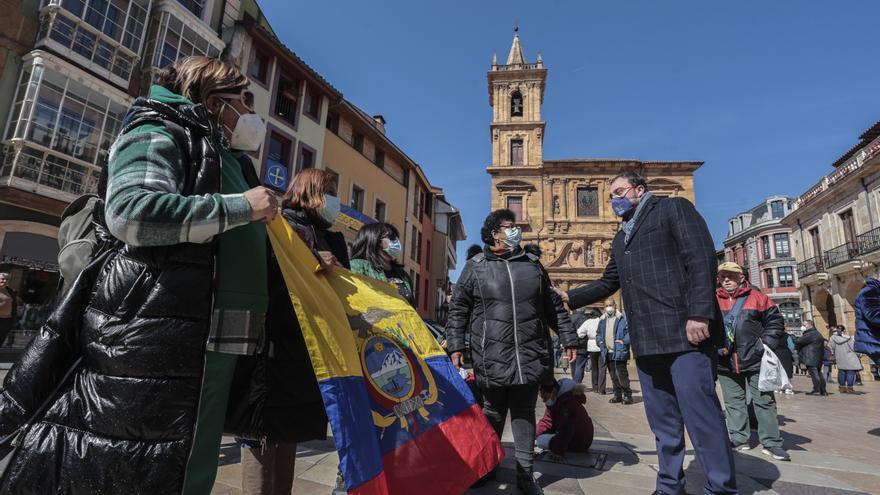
[0,357,82,477]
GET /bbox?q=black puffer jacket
[260,208,349,442]
[446,247,576,388]
[796,328,825,367]
[0,98,232,494]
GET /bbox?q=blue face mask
[502,227,522,248]
[321,194,341,223]
[384,238,402,259]
[611,196,635,217]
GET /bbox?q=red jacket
[536,385,594,456]
[715,280,785,373]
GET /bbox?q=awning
[0,232,60,271]
[337,204,377,231]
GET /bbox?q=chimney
[372,115,386,134]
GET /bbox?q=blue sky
[260,1,880,280]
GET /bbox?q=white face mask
[605,307,615,316]
[222,102,267,151]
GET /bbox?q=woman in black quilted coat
[446,209,577,495]
[0,57,278,494]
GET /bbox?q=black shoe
[806,391,819,396]
[516,468,544,495]
[761,446,791,461]
[471,469,496,488]
[623,395,633,405]
[731,440,752,452]
[609,395,623,404]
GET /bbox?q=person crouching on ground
[715,262,790,461]
[536,378,595,458]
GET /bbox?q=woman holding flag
[446,208,578,495]
[237,168,350,494]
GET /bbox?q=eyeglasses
[609,186,634,200]
[214,88,255,112]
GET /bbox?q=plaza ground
[210,372,880,495]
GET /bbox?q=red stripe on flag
[349,470,389,495]
[379,403,505,495]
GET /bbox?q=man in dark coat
[715,262,789,461]
[854,275,880,379]
[795,320,827,395]
[569,308,591,382]
[557,171,736,495]
[447,209,577,495]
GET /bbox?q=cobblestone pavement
[210,372,880,495]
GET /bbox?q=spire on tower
[492,52,497,65]
[506,28,525,65]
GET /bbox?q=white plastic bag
[758,345,792,392]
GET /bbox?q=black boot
[471,468,496,488]
[622,393,633,405]
[609,395,623,404]
[516,464,544,495]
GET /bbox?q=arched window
[510,91,523,117]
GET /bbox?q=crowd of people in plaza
[1,54,880,495]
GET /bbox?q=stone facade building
[723,196,802,331]
[783,120,880,339]
[486,32,700,301]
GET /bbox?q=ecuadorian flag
[268,218,504,494]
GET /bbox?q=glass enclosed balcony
[1,54,129,203]
[142,2,222,74]
[35,0,151,87]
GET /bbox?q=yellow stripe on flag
[267,217,362,380]
[324,271,448,360]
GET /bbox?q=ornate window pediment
[496,179,536,192]
[647,178,684,195]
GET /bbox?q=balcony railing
[857,227,880,255]
[794,133,880,210]
[797,256,825,278]
[824,242,860,269]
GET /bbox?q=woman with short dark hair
[446,208,577,495]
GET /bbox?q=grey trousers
[241,442,297,495]
[480,384,540,471]
[718,370,783,448]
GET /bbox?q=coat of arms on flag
[267,218,504,495]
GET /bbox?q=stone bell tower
[487,29,548,242]
[487,29,547,169]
